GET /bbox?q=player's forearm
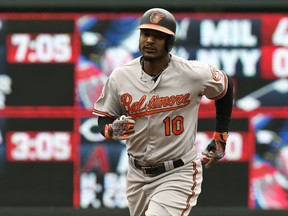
[215,75,234,132]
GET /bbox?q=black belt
[133,158,184,176]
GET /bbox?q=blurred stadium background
[0,0,288,215]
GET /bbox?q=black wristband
[216,115,230,132]
[98,116,115,137]
[215,75,234,132]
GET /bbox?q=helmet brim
[139,24,175,36]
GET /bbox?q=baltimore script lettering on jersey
[120,93,191,118]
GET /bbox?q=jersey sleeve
[92,75,122,118]
[202,64,228,100]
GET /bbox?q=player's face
[139,29,168,61]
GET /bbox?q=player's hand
[202,132,228,169]
[105,115,135,140]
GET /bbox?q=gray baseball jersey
[93,54,227,215]
[93,54,228,164]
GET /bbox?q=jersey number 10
[163,116,184,136]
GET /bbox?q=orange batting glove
[202,132,228,169]
[104,115,135,140]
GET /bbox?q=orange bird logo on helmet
[150,12,164,24]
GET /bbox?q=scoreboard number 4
[272,17,288,46]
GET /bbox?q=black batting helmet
[139,8,176,52]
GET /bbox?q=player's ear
[166,35,175,52]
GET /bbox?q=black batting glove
[202,132,228,169]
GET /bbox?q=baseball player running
[93,8,234,216]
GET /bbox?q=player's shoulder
[110,57,141,76]
[171,54,209,70]
[122,57,141,67]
